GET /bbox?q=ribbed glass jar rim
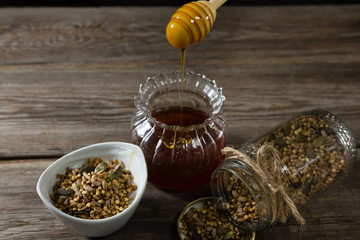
[134,71,226,131]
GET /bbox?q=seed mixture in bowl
[51,158,137,220]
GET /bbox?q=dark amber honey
[152,107,208,127]
[133,106,227,191]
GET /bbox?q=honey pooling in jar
[152,106,208,127]
[153,107,209,149]
[131,72,227,191]
[146,106,226,190]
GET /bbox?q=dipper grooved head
[166,0,226,49]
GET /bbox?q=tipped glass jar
[211,110,357,231]
[131,72,227,191]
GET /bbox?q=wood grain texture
[0,151,359,239]
[0,159,183,239]
[0,5,359,240]
[0,6,359,158]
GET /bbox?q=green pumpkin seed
[217,225,226,237]
[224,231,235,240]
[313,136,325,148]
[306,144,317,159]
[275,137,287,147]
[189,219,202,240]
[283,124,291,136]
[56,188,75,196]
[95,162,108,173]
[106,167,123,182]
[295,134,307,142]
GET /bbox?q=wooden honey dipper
[166,0,227,49]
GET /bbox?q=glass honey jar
[131,71,228,191]
[211,110,357,231]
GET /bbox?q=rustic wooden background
[1,0,359,6]
[0,3,359,240]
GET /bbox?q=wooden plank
[1,0,358,7]
[0,159,205,239]
[0,6,359,158]
[0,150,359,239]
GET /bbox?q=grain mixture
[224,177,258,228]
[51,158,137,219]
[259,114,348,204]
[179,199,255,240]
[220,113,350,228]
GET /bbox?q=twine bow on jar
[222,144,306,226]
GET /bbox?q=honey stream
[180,47,186,125]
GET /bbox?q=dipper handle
[208,0,227,9]
[166,0,227,49]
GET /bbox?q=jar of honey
[131,71,227,191]
[211,110,357,231]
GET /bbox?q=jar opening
[211,159,273,232]
[134,71,225,131]
[151,106,209,127]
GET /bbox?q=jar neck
[211,158,276,231]
[134,71,226,132]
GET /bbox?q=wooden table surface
[0,4,359,240]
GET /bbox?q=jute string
[222,144,306,225]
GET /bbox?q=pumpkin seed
[313,136,325,148]
[106,167,123,182]
[56,188,75,196]
[283,124,291,136]
[306,144,317,159]
[224,231,235,240]
[80,165,95,175]
[95,162,108,173]
[295,134,307,142]
[275,137,287,147]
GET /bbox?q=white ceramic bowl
[36,142,147,237]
